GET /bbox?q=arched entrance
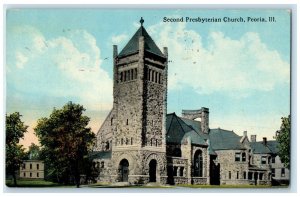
[119,159,129,182]
[149,159,157,182]
[194,150,203,177]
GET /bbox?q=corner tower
[110,18,168,184]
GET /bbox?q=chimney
[200,107,209,134]
[263,137,267,145]
[251,135,256,142]
[243,131,247,137]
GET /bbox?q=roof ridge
[173,114,188,135]
[118,25,164,58]
[166,113,175,135]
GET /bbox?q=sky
[5,9,290,148]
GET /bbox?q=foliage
[275,115,290,169]
[34,102,96,187]
[5,112,28,186]
[26,143,41,160]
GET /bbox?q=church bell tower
[110,17,168,184]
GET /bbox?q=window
[155,72,158,83]
[131,69,133,80]
[120,72,123,82]
[173,167,178,176]
[23,172,26,177]
[271,168,275,177]
[105,141,110,150]
[101,161,104,168]
[155,139,158,147]
[272,156,276,163]
[121,138,123,145]
[151,70,154,82]
[194,150,203,177]
[281,168,285,177]
[242,152,246,162]
[259,173,263,180]
[159,73,161,84]
[237,171,239,179]
[128,70,131,81]
[111,118,113,126]
[131,137,133,145]
[126,119,128,125]
[30,163,32,169]
[235,153,241,162]
[37,172,39,177]
[148,68,151,80]
[37,164,39,170]
[229,171,231,179]
[180,167,184,177]
[243,171,246,179]
[134,68,137,79]
[22,163,26,169]
[30,173,32,178]
[261,156,267,164]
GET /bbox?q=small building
[250,136,289,185]
[19,160,44,179]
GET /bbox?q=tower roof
[118,22,165,58]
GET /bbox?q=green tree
[6,112,28,186]
[34,102,96,187]
[26,143,41,160]
[276,115,290,169]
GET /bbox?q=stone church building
[92,18,288,186]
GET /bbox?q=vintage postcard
[5,8,291,190]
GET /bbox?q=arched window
[121,138,123,145]
[194,150,203,177]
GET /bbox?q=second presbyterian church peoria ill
[92,18,288,186]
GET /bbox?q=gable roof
[208,128,244,150]
[118,26,165,58]
[265,140,279,154]
[166,113,207,145]
[250,140,279,154]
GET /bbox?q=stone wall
[94,110,114,152]
[215,150,250,185]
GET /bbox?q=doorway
[149,159,157,182]
[119,159,129,182]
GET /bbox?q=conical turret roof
[118,23,164,58]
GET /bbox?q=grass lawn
[5,179,74,188]
[6,179,287,189]
[177,184,275,188]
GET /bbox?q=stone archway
[145,153,166,183]
[119,159,129,182]
[149,159,157,182]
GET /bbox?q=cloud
[148,22,290,98]
[6,25,113,111]
[111,34,128,45]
